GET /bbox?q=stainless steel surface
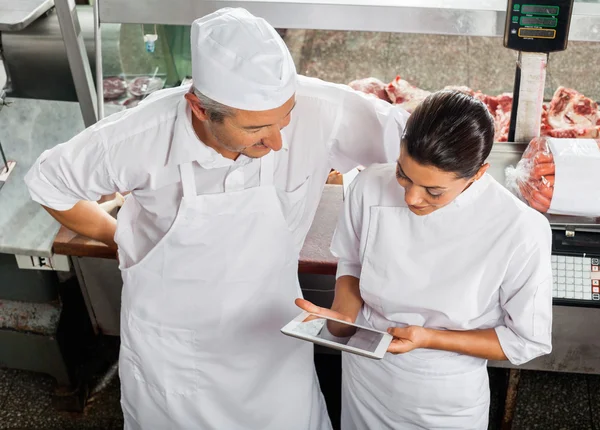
[490,305,600,374]
[93,0,103,120]
[98,0,600,42]
[0,98,123,257]
[1,7,105,101]
[54,0,97,127]
[546,215,600,228]
[0,0,54,32]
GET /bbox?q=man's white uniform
[25,8,408,429]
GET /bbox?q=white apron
[341,206,490,430]
[116,152,331,430]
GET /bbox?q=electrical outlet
[15,254,70,272]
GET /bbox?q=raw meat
[348,78,390,102]
[385,76,513,141]
[352,74,600,142]
[128,77,164,97]
[541,87,599,139]
[547,87,598,129]
[385,76,431,112]
[476,93,513,142]
[123,97,142,109]
[103,76,127,100]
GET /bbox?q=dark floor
[2,347,600,430]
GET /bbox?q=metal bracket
[54,0,98,127]
[565,225,576,238]
[509,52,548,143]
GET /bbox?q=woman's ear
[184,93,209,121]
[473,163,490,182]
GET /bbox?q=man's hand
[44,200,118,249]
[386,326,432,354]
[295,298,356,337]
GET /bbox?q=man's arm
[327,84,410,173]
[44,201,118,248]
[25,128,129,247]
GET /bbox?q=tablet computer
[281,311,393,359]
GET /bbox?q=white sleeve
[328,86,409,174]
[24,127,125,211]
[495,218,553,365]
[330,171,365,280]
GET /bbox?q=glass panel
[102,24,188,108]
[102,25,600,141]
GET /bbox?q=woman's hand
[386,326,431,354]
[295,298,356,337]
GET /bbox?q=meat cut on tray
[349,76,600,142]
[542,87,600,138]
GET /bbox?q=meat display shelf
[55,0,600,232]
[98,0,600,42]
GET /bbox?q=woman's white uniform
[331,163,553,429]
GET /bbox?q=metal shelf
[0,0,54,32]
[98,0,600,42]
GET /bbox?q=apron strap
[179,162,196,198]
[259,151,274,187]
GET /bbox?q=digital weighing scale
[503,1,600,307]
[504,0,575,143]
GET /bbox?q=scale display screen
[518,28,556,38]
[521,16,558,27]
[504,0,574,52]
[522,5,560,15]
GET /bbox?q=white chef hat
[191,8,297,112]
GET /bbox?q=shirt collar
[415,173,491,221]
[168,97,288,168]
[451,172,490,208]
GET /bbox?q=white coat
[25,78,409,429]
[331,164,553,429]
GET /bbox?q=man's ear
[184,93,209,121]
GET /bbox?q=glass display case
[95,0,600,112]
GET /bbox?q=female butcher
[297,90,553,429]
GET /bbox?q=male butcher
[25,7,408,429]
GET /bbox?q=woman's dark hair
[401,90,495,179]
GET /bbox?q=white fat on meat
[385,76,431,113]
[546,87,599,131]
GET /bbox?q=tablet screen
[294,316,384,353]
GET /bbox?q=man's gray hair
[191,87,234,123]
